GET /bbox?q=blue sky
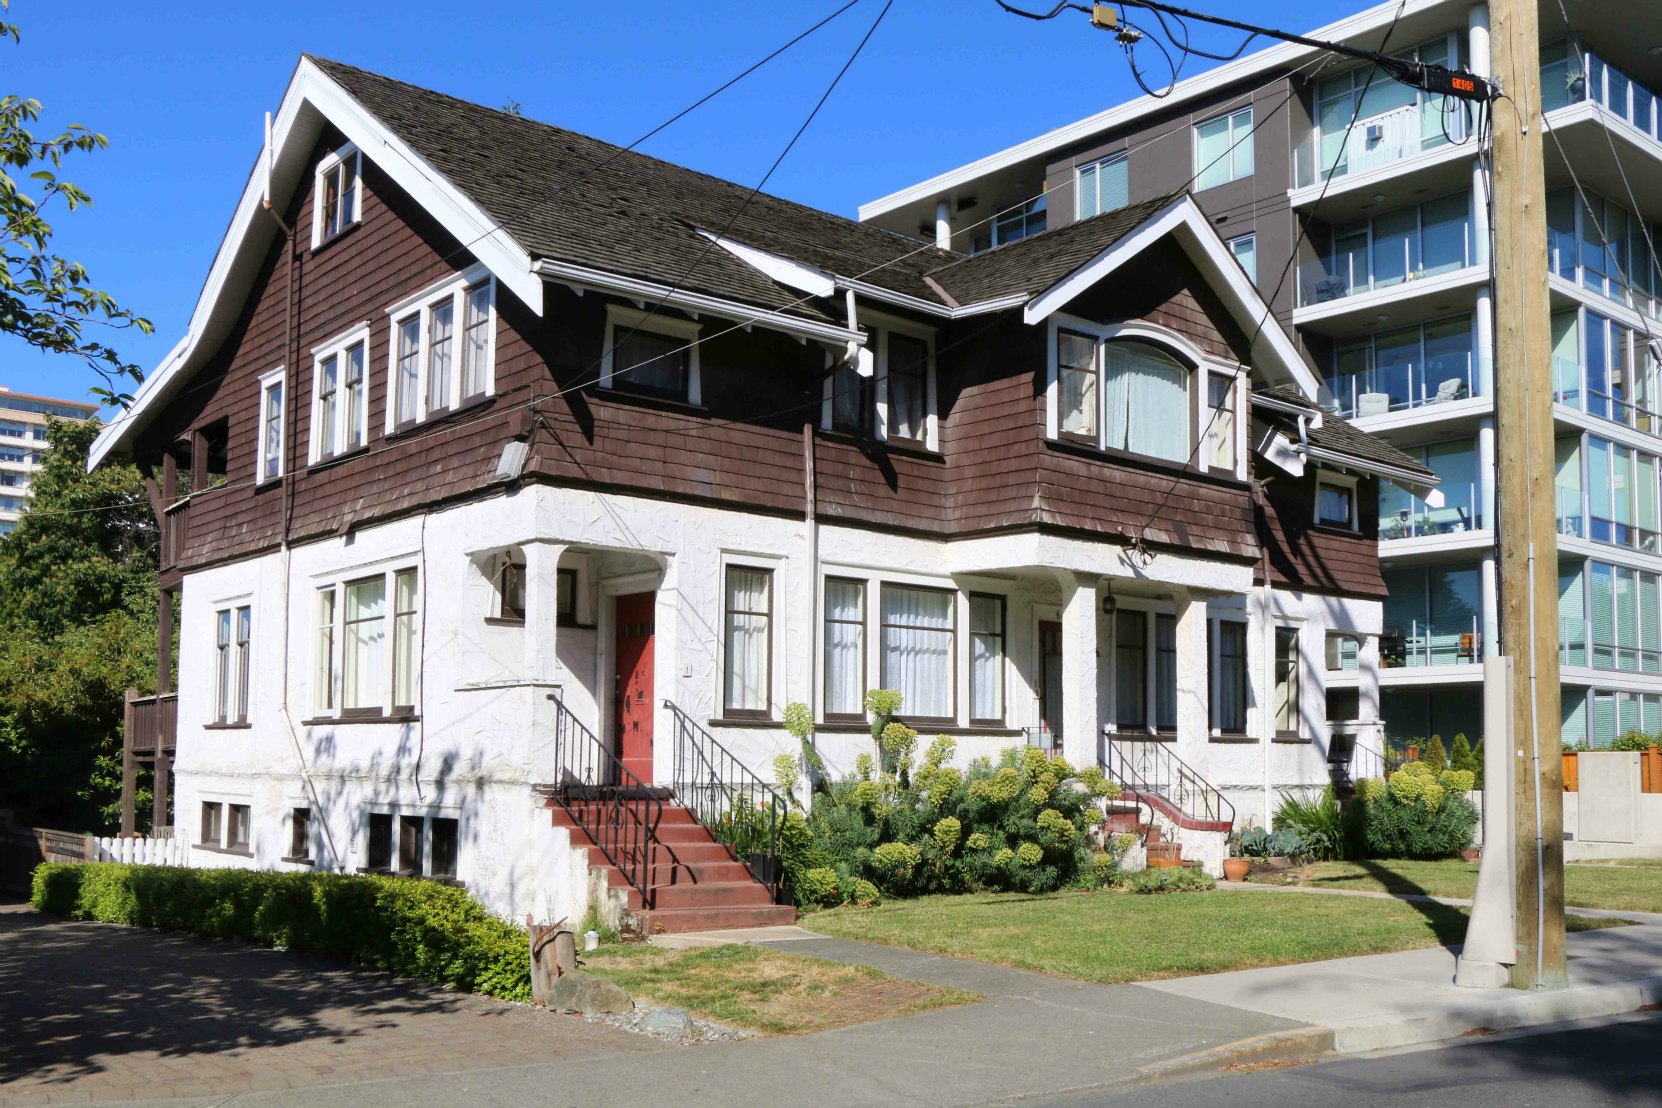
[2,0,1344,413]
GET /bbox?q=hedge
[31,863,531,1002]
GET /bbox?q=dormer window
[821,318,937,450]
[313,145,362,248]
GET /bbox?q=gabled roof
[1254,383,1437,490]
[91,56,1327,467]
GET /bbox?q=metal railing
[663,701,788,903]
[543,693,660,907]
[1102,735,1234,832]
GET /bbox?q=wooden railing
[126,692,178,754]
[162,498,189,570]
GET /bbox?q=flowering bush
[777,728,1122,907]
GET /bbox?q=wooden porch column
[151,744,171,835]
[1056,572,1102,769]
[120,688,138,837]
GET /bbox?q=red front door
[614,592,656,785]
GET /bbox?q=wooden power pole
[1489,0,1567,990]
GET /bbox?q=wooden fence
[0,812,188,893]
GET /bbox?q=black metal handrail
[542,693,661,908]
[1102,735,1235,831]
[663,701,788,903]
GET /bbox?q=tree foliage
[1,1,151,404]
[0,417,158,830]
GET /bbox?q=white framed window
[491,550,526,622]
[1273,625,1301,736]
[1204,370,1240,474]
[1316,471,1360,530]
[214,604,252,725]
[1076,152,1129,220]
[822,319,939,450]
[600,304,701,403]
[969,593,1006,725]
[880,584,955,724]
[1195,106,1254,190]
[362,810,460,879]
[313,567,419,718]
[722,564,773,718]
[385,267,497,431]
[256,369,285,483]
[310,325,370,462]
[1226,232,1257,283]
[1209,618,1249,735]
[312,145,362,248]
[1325,632,1361,672]
[823,577,866,719]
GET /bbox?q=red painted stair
[548,797,796,933]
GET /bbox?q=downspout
[261,118,341,868]
[1251,476,1277,827]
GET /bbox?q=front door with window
[614,592,656,784]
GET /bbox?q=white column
[1058,571,1102,769]
[522,540,568,683]
[935,199,952,251]
[1359,633,1381,725]
[1174,589,1210,757]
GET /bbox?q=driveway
[0,901,658,1104]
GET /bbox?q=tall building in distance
[0,387,99,536]
[861,0,1662,751]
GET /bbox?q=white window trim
[309,322,372,464]
[1272,620,1304,737]
[1207,613,1251,737]
[1104,597,1179,736]
[383,265,497,433]
[256,368,285,484]
[1315,469,1362,531]
[868,313,939,451]
[358,806,462,878]
[311,144,362,250]
[1200,362,1249,480]
[212,602,253,726]
[599,303,702,404]
[1193,106,1254,190]
[718,552,782,720]
[311,566,420,720]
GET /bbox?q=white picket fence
[95,835,190,866]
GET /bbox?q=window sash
[823,578,866,718]
[495,557,526,621]
[393,569,419,710]
[366,813,393,871]
[426,300,455,414]
[969,594,1005,724]
[314,338,367,459]
[215,609,232,724]
[235,606,251,724]
[724,567,772,715]
[315,588,336,713]
[430,816,459,878]
[228,804,251,851]
[396,317,421,427]
[290,808,311,860]
[830,359,873,434]
[200,802,222,846]
[1317,482,1356,528]
[260,379,284,481]
[343,577,387,714]
[1114,610,1147,729]
[880,585,955,721]
[1102,341,1189,462]
[1274,626,1300,734]
[1155,613,1177,731]
[391,280,495,428]
[613,328,690,398]
[461,283,492,401]
[1057,331,1099,440]
[1207,374,1236,471]
[1212,621,1248,733]
[1077,153,1128,220]
[886,332,930,444]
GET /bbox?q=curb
[1135,1026,1336,1083]
[1328,975,1662,1053]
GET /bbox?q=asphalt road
[1043,1011,1662,1107]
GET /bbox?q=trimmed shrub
[1128,867,1216,894]
[1425,736,1450,773]
[30,864,531,1001]
[1356,774,1479,859]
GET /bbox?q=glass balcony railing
[1544,44,1661,141]
[1380,618,1483,669]
[1554,356,1662,436]
[1379,482,1481,540]
[1294,103,1472,190]
[1324,364,1475,419]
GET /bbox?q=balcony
[125,692,178,756]
[162,498,188,572]
[1322,316,1478,421]
[1544,44,1661,143]
[1294,103,1472,195]
[1380,620,1483,671]
[1379,481,1481,542]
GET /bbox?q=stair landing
[548,797,796,934]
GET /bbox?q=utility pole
[1488,0,1566,990]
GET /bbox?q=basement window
[288,807,312,862]
[362,810,460,881]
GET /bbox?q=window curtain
[1559,564,1587,666]
[1213,621,1247,732]
[969,595,1004,722]
[344,578,386,710]
[1058,332,1097,437]
[1194,115,1233,190]
[881,587,953,719]
[823,579,864,715]
[396,319,420,426]
[724,568,771,712]
[344,342,366,450]
[262,383,283,480]
[318,353,340,452]
[1591,562,1615,668]
[887,333,928,442]
[615,329,686,395]
[392,570,418,709]
[1104,342,1188,462]
[462,283,491,398]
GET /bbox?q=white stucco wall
[170,482,1371,916]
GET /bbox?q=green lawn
[582,943,976,1035]
[803,888,1617,985]
[1294,859,1662,914]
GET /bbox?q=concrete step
[551,803,699,827]
[652,880,776,910]
[599,859,754,888]
[632,903,798,934]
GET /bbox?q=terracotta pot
[1223,858,1251,882]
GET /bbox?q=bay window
[314,568,419,718]
[723,566,772,717]
[388,269,496,429]
[823,578,865,719]
[311,329,368,462]
[880,585,954,723]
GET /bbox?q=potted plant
[1223,833,1251,882]
[1567,67,1586,103]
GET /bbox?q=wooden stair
[548,797,796,933]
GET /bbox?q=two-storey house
[96,57,1431,930]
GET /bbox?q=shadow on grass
[1353,859,1469,950]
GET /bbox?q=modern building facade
[861,0,1662,751]
[0,387,98,535]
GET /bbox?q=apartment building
[0,388,98,536]
[861,0,1662,751]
